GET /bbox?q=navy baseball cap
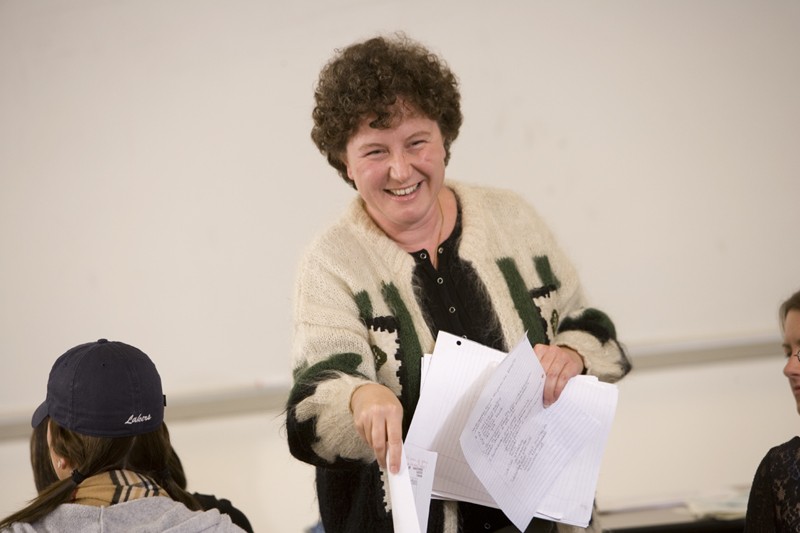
[31,339,165,437]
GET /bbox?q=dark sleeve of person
[744,452,777,533]
[193,492,255,533]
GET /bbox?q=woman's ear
[47,421,72,480]
[51,452,73,480]
[51,452,72,479]
[344,164,356,188]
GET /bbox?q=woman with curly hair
[286,33,631,533]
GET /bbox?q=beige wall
[597,356,797,511]
[1,1,799,531]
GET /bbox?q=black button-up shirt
[409,205,527,533]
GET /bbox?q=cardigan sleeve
[527,205,631,383]
[285,246,378,469]
[547,241,631,383]
[455,182,632,384]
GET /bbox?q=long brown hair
[2,420,201,528]
[126,422,201,511]
[1,419,135,528]
[30,417,58,493]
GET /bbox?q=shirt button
[420,252,427,260]
[438,246,444,254]
[437,277,444,284]
[449,306,456,314]
[484,524,491,530]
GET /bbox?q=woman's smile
[387,183,421,197]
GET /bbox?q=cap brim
[31,401,49,429]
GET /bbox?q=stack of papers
[392,331,618,532]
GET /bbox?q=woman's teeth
[389,184,419,196]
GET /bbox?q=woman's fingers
[385,410,404,474]
[534,344,584,406]
[350,383,404,472]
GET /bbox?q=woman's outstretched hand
[350,383,404,474]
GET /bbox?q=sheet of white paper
[420,353,432,390]
[460,335,618,529]
[403,443,438,532]
[408,331,618,528]
[535,377,618,524]
[406,332,506,506]
[387,445,423,533]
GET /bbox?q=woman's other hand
[533,344,585,407]
[349,383,404,474]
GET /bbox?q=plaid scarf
[71,469,167,507]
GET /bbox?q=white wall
[1,1,799,531]
[597,357,798,511]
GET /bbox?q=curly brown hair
[311,33,463,187]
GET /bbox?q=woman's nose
[388,151,412,181]
[784,350,800,377]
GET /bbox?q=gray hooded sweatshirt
[2,497,246,532]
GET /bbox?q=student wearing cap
[0,339,245,532]
[28,417,254,532]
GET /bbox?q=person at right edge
[745,289,800,532]
[285,33,632,533]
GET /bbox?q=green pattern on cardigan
[534,255,561,333]
[354,290,373,321]
[354,291,390,370]
[496,257,548,345]
[290,352,364,394]
[380,281,422,429]
[534,255,561,291]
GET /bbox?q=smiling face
[343,105,447,240]
[783,309,800,414]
